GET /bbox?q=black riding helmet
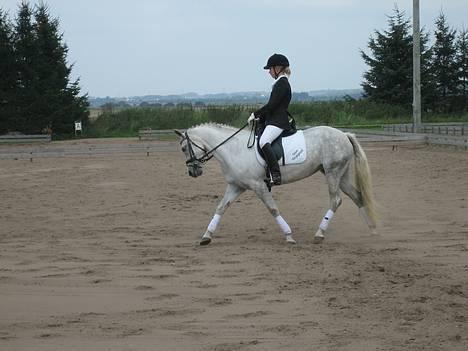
[263,53,289,69]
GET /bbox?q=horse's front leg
[200,183,245,245]
[254,186,296,244]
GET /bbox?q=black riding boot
[261,143,281,185]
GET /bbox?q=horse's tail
[346,133,378,227]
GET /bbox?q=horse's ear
[174,129,184,138]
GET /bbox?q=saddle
[256,129,296,166]
[255,117,297,165]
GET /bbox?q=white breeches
[259,125,284,148]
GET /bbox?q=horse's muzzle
[187,162,203,177]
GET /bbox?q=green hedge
[85,101,468,138]
[87,106,247,137]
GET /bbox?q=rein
[183,123,252,165]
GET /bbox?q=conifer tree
[431,12,459,111]
[5,2,88,135]
[456,28,468,101]
[361,7,435,110]
[420,31,437,110]
[361,8,415,106]
[0,9,17,133]
[14,2,39,133]
[33,3,88,134]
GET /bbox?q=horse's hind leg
[200,183,245,245]
[340,167,377,233]
[254,186,296,244]
[339,166,363,208]
[314,168,344,244]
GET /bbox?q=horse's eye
[182,146,187,152]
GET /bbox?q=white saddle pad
[255,130,307,167]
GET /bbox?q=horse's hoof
[285,235,297,244]
[200,237,212,246]
[313,235,324,244]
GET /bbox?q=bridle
[180,132,212,167]
[181,122,253,167]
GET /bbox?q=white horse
[175,123,377,245]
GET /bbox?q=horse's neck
[192,126,230,148]
[191,125,246,162]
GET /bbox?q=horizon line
[89,88,363,99]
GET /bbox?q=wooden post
[413,0,422,133]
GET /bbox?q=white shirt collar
[275,73,288,82]
[272,73,288,87]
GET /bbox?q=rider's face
[268,66,283,79]
[268,67,276,79]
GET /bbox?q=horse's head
[175,129,204,178]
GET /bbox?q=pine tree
[420,31,437,110]
[10,2,89,134]
[431,12,459,111]
[55,79,89,133]
[34,3,89,134]
[0,9,17,133]
[34,3,63,132]
[456,28,468,102]
[361,8,414,106]
[14,2,39,133]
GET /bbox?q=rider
[248,53,292,186]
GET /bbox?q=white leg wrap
[275,215,292,235]
[207,214,221,233]
[319,209,335,231]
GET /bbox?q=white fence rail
[0,134,51,144]
[383,123,466,136]
[425,134,468,148]
[138,129,179,140]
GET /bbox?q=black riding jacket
[254,76,291,130]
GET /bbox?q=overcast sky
[2,1,467,97]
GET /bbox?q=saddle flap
[255,130,306,167]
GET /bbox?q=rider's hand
[247,113,257,124]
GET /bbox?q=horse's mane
[189,122,239,132]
